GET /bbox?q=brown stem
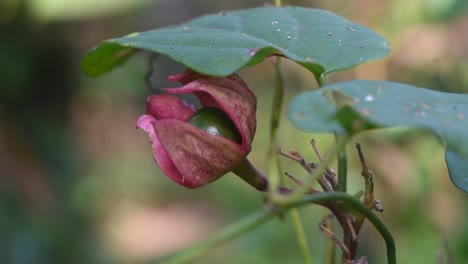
[345,214,359,260]
[278,145,357,262]
[280,148,334,192]
[232,158,268,191]
[320,217,350,260]
[354,143,384,234]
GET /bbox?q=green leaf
[81,6,390,77]
[288,80,468,192]
[446,151,468,192]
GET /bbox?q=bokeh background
[1,0,467,263]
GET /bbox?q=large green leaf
[288,80,468,192]
[82,6,390,78]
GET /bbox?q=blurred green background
[0,0,467,263]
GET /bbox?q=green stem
[156,192,396,264]
[232,159,269,191]
[318,74,328,87]
[269,50,311,263]
[156,208,274,264]
[267,58,285,194]
[290,209,312,264]
[319,75,348,193]
[295,193,396,264]
[274,0,282,7]
[336,135,348,192]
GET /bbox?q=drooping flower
[137,70,260,189]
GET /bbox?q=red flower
[137,71,257,188]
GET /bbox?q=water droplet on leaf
[364,95,374,102]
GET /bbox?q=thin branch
[284,172,321,194]
[269,47,311,264]
[321,215,337,264]
[345,215,358,243]
[311,140,338,189]
[278,148,303,162]
[311,139,324,162]
[291,209,313,264]
[278,148,334,192]
[156,208,275,264]
[157,192,396,264]
[355,143,384,212]
[319,218,350,259]
[295,193,396,264]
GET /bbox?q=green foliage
[4,1,467,264]
[78,4,468,263]
[288,80,468,192]
[81,6,390,79]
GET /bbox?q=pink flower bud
[137,70,257,188]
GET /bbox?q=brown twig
[319,217,350,259]
[284,172,304,185]
[278,142,362,263]
[311,140,338,189]
[355,143,384,212]
[311,139,324,162]
[278,148,333,192]
[345,215,358,242]
[278,148,302,162]
[284,172,321,194]
[322,215,337,264]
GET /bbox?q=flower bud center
[188,107,242,144]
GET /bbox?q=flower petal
[136,114,185,186]
[165,73,256,150]
[146,95,195,121]
[154,119,247,188]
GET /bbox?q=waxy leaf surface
[82,6,389,77]
[288,80,468,192]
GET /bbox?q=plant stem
[232,159,268,191]
[295,193,396,264]
[317,75,348,193]
[156,192,396,264]
[290,209,313,264]
[317,75,349,193]
[267,58,285,195]
[336,135,348,192]
[322,216,336,264]
[316,61,352,261]
[271,136,350,204]
[270,50,312,264]
[275,0,282,7]
[156,207,275,264]
[318,74,328,87]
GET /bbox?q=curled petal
[136,115,184,185]
[166,72,256,150]
[139,71,257,188]
[146,95,195,121]
[149,119,246,188]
